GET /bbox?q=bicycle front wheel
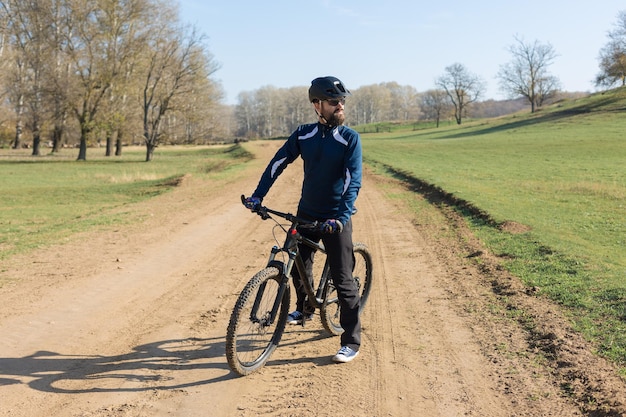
[320,242,373,336]
[225,265,290,376]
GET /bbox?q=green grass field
[0,144,252,261]
[359,88,626,367]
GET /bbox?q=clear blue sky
[179,1,625,105]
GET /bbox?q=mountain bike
[225,196,373,376]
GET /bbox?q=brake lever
[257,206,270,220]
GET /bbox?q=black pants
[291,216,361,351]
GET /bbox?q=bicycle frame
[268,222,330,306]
[248,206,331,327]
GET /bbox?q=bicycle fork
[248,245,296,327]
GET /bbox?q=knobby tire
[225,265,290,376]
[320,242,373,336]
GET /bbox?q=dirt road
[1,141,624,416]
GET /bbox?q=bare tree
[497,35,560,113]
[1,0,73,153]
[174,77,225,145]
[11,1,63,155]
[139,15,219,161]
[253,86,282,138]
[1,0,28,150]
[596,10,626,89]
[383,82,421,121]
[48,0,72,153]
[421,89,451,127]
[436,63,485,124]
[281,86,310,133]
[233,86,310,138]
[96,0,154,157]
[234,91,256,137]
[63,0,149,160]
[347,84,392,125]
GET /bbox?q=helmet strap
[316,110,329,125]
[314,102,331,126]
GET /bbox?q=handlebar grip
[242,194,270,220]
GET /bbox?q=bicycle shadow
[0,336,233,393]
[0,328,339,392]
[266,326,340,369]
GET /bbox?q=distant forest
[231,82,590,139]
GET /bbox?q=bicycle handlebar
[241,195,321,229]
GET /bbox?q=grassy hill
[360,87,626,369]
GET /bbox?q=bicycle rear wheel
[320,242,373,336]
[225,265,290,376]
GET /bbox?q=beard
[324,109,345,126]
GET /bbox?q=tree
[1,0,30,151]
[174,76,225,145]
[234,91,255,137]
[139,16,219,161]
[436,63,485,124]
[596,10,626,88]
[421,89,451,127]
[63,0,151,161]
[233,86,311,138]
[280,86,309,134]
[47,0,73,154]
[347,84,392,125]
[497,35,560,113]
[2,0,75,154]
[96,0,152,157]
[253,86,281,138]
[384,82,421,121]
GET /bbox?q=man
[243,76,362,363]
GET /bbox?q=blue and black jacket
[252,122,362,225]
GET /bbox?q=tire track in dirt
[354,174,507,417]
[351,174,399,417]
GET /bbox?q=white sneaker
[332,346,359,363]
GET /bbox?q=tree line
[231,39,565,138]
[233,82,429,139]
[2,3,625,153]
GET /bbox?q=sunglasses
[323,98,346,106]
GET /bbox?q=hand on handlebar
[243,196,262,211]
[321,219,343,234]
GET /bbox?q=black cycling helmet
[308,76,351,102]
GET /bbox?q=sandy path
[0,141,623,416]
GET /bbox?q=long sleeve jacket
[252,122,362,225]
